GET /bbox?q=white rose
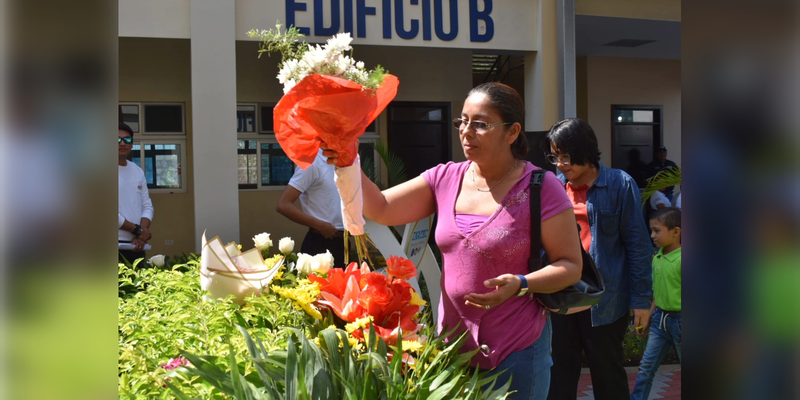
[253,233,273,251]
[295,253,315,275]
[312,250,334,274]
[278,237,295,254]
[149,254,166,268]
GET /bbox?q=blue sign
[286,0,494,42]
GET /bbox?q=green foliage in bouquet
[118,262,321,399]
[641,166,681,207]
[248,22,308,63]
[168,315,511,400]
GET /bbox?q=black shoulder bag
[528,170,605,314]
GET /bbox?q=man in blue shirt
[646,145,679,202]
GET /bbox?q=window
[121,102,188,193]
[127,141,187,193]
[143,104,184,134]
[237,105,257,133]
[236,103,381,190]
[238,140,259,189]
[120,104,140,132]
[120,102,185,135]
[259,103,275,133]
[260,143,295,186]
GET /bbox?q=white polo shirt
[118,161,154,241]
[288,151,344,231]
[650,190,672,210]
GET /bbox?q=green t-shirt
[653,247,681,311]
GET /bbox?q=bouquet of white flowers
[248,24,399,262]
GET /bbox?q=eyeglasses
[545,153,571,165]
[118,137,133,144]
[453,118,511,134]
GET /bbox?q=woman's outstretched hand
[463,274,523,310]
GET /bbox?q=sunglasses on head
[118,137,133,144]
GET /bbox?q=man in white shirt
[650,189,672,210]
[277,149,345,267]
[118,123,154,264]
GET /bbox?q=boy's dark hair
[119,122,134,138]
[468,82,528,159]
[544,118,601,167]
[650,207,681,230]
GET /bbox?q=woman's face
[459,93,519,162]
[550,143,592,183]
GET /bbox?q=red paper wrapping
[273,74,399,169]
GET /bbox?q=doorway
[611,105,663,189]
[387,102,452,179]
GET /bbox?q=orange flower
[385,256,417,281]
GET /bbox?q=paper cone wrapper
[334,155,365,235]
[200,230,284,304]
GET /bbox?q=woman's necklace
[471,159,518,192]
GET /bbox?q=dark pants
[301,230,346,268]
[548,312,631,400]
[119,250,146,265]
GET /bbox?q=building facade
[118,0,680,257]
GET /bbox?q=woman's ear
[507,122,522,144]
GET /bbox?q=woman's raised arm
[322,147,436,226]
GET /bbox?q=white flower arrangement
[247,25,386,94]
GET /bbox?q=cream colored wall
[583,56,681,167]
[235,42,474,249]
[119,37,196,258]
[576,0,681,21]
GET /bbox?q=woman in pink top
[323,82,582,399]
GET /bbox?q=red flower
[385,256,417,281]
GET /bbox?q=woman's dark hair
[544,118,601,167]
[467,82,528,159]
[650,207,681,230]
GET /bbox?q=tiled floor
[576,364,681,399]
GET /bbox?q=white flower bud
[312,250,334,274]
[295,253,315,274]
[149,254,166,268]
[253,233,273,251]
[278,237,295,254]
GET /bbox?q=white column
[190,0,240,250]
[524,50,544,132]
[557,0,576,120]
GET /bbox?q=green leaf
[284,332,299,400]
[641,166,681,207]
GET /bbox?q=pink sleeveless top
[423,161,573,369]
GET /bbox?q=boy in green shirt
[631,207,681,400]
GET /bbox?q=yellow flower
[237,244,243,251]
[429,348,441,363]
[270,279,322,319]
[345,316,374,333]
[402,340,424,353]
[409,289,427,307]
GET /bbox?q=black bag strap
[528,170,546,272]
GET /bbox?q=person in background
[277,149,346,267]
[323,82,583,399]
[545,118,653,400]
[674,190,681,209]
[118,122,154,264]
[646,146,679,202]
[631,207,681,400]
[650,188,672,210]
